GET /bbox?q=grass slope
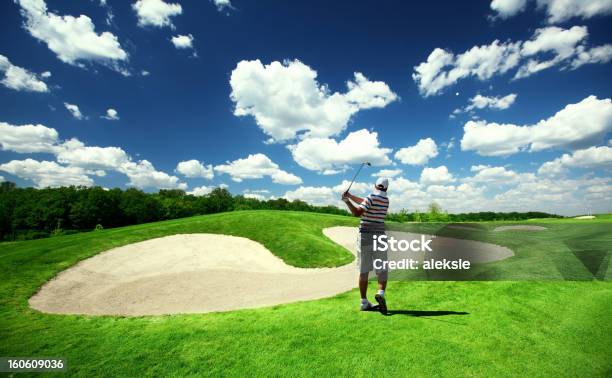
[0,211,610,376]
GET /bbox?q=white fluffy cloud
[284,186,338,206]
[522,26,586,57]
[539,0,612,23]
[283,176,486,213]
[420,166,455,185]
[56,139,129,171]
[17,0,128,67]
[102,108,119,120]
[271,170,303,185]
[413,26,611,96]
[332,180,371,195]
[56,139,185,190]
[282,170,610,215]
[133,0,182,28]
[118,160,186,190]
[538,146,612,176]
[492,176,611,214]
[491,0,612,23]
[470,93,517,110]
[343,73,399,109]
[242,189,271,201]
[571,44,612,69]
[413,41,521,96]
[454,93,517,115]
[461,95,612,156]
[514,25,591,79]
[176,160,214,179]
[0,54,49,92]
[0,158,94,188]
[283,179,371,207]
[0,122,59,153]
[490,0,528,18]
[372,168,403,178]
[395,138,438,166]
[289,129,392,172]
[466,165,526,184]
[63,103,83,120]
[230,59,397,141]
[187,185,215,196]
[212,0,233,11]
[418,174,610,215]
[243,192,266,200]
[214,153,302,184]
[0,121,189,190]
[171,34,194,49]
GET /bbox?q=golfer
[342,177,389,313]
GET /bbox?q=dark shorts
[357,232,388,275]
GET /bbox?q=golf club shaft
[346,163,365,193]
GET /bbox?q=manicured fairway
[0,211,610,376]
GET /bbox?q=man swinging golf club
[342,164,390,314]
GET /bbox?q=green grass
[387,218,612,281]
[523,213,612,223]
[1,211,611,376]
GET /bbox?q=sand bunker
[493,225,547,232]
[574,215,595,219]
[30,228,514,316]
[30,234,357,316]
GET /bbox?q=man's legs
[357,231,389,312]
[374,273,388,314]
[377,276,387,292]
[359,272,369,299]
[358,232,375,310]
[374,242,389,313]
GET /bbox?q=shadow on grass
[386,310,469,317]
[365,307,469,324]
[387,309,469,325]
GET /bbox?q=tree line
[0,182,346,241]
[0,181,561,241]
[385,202,561,223]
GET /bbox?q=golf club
[345,161,371,193]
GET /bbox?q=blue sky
[0,0,611,215]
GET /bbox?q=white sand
[574,215,595,219]
[493,225,547,232]
[30,227,514,316]
[30,233,357,316]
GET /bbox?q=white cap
[375,177,389,190]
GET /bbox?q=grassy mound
[0,211,610,376]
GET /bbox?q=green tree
[120,188,162,224]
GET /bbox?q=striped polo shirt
[358,189,389,232]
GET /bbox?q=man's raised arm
[347,192,364,204]
[342,192,365,217]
